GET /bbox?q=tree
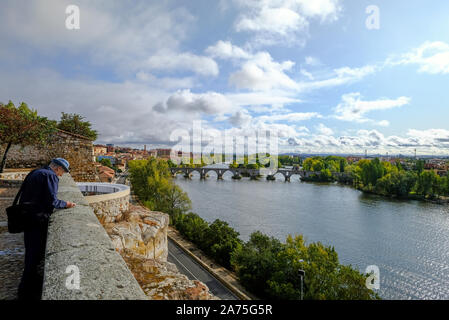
[57,112,98,140]
[356,158,385,190]
[173,212,209,244]
[128,158,191,217]
[339,158,346,173]
[0,101,56,173]
[232,233,379,300]
[98,157,113,168]
[231,231,284,298]
[416,170,440,198]
[415,160,425,174]
[375,171,417,198]
[202,219,243,268]
[267,235,379,300]
[159,183,192,217]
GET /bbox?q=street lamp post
[298,269,305,300]
[298,259,305,301]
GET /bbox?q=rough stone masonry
[0,129,98,182]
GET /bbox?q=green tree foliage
[98,157,113,168]
[303,157,324,171]
[231,233,379,300]
[203,219,243,268]
[173,212,209,244]
[352,158,448,199]
[173,214,241,268]
[0,101,56,173]
[278,155,301,166]
[414,160,425,174]
[357,158,385,189]
[158,182,192,217]
[319,169,333,182]
[416,170,441,198]
[231,231,284,297]
[57,112,98,140]
[375,171,418,198]
[128,158,191,216]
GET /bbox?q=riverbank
[354,185,449,205]
[300,174,449,205]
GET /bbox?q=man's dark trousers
[18,214,49,300]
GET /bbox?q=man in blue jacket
[17,158,76,300]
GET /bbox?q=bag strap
[12,168,40,206]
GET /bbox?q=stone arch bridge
[169,167,349,182]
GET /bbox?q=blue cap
[51,158,70,172]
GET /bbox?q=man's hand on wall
[66,201,76,208]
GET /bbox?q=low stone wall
[0,172,29,188]
[42,174,147,300]
[0,129,98,182]
[77,183,130,224]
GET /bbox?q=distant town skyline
[1,1,449,155]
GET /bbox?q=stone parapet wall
[87,195,130,224]
[0,172,29,188]
[78,183,130,223]
[42,174,147,300]
[0,129,98,182]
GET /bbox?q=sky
[1,0,449,156]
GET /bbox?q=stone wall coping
[55,128,94,141]
[0,171,29,180]
[42,174,147,300]
[77,183,130,204]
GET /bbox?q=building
[97,165,115,183]
[93,144,107,156]
[106,144,115,153]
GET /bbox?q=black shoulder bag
[6,169,38,233]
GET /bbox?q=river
[174,169,449,300]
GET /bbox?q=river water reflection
[175,171,449,299]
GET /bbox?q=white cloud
[284,128,449,155]
[316,123,334,135]
[229,52,297,91]
[154,89,236,115]
[135,71,194,89]
[334,92,411,125]
[300,69,314,80]
[144,52,219,76]
[388,41,449,74]
[298,65,377,91]
[236,6,308,36]
[257,112,321,123]
[206,41,252,60]
[0,0,195,73]
[228,110,253,127]
[407,129,449,146]
[305,56,321,66]
[232,0,342,46]
[226,91,301,112]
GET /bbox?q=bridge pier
[232,174,242,180]
[217,170,223,180]
[266,175,275,181]
[284,175,290,182]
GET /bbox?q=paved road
[167,238,238,300]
